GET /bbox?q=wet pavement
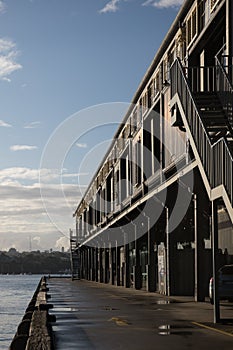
[48,278,233,349]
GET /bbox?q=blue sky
[0,0,183,252]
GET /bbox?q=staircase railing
[185,63,233,131]
[187,66,217,93]
[217,54,233,82]
[171,58,233,205]
[215,57,233,130]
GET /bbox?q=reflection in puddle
[54,307,79,312]
[156,300,171,305]
[158,324,193,336]
[158,324,170,335]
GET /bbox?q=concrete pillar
[194,176,211,302]
[124,243,130,288]
[134,238,142,290]
[109,247,113,285]
[148,227,156,292]
[87,247,91,280]
[99,248,104,283]
[82,249,85,279]
[95,247,99,282]
[80,249,83,279]
[104,248,110,284]
[116,246,121,286]
[91,248,95,281]
[110,246,116,285]
[85,247,89,280]
[212,199,220,323]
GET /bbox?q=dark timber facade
[72,0,233,301]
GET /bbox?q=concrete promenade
[48,278,233,349]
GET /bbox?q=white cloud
[0,119,12,127]
[10,145,38,151]
[99,0,183,13]
[0,38,22,81]
[0,1,6,14]
[2,76,11,82]
[76,142,87,148]
[0,167,40,181]
[142,0,184,8]
[0,166,85,251]
[0,167,87,183]
[55,236,70,251]
[99,0,121,14]
[24,121,41,129]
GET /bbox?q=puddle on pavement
[53,307,79,312]
[158,324,193,336]
[155,299,172,305]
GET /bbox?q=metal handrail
[182,63,233,131]
[215,57,233,129]
[171,58,233,205]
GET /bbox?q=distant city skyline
[0,0,183,251]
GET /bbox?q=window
[148,82,153,107]
[186,7,197,46]
[134,137,142,186]
[131,109,138,134]
[192,8,197,37]
[165,49,175,82]
[142,92,148,114]
[199,0,211,31]
[137,99,143,124]
[114,167,120,206]
[155,73,160,96]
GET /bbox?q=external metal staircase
[193,91,232,142]
[70,230,80,280]
[170,58,233,222]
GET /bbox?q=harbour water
[0,274,41,349]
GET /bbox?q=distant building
[72,0,233,300]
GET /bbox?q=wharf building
[71,0,233,301]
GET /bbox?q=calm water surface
[0,274,41,349]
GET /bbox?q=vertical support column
[194,193,198,301]
[104,247,109,284]
[124,241,130,288]
[166,206,170,296]
[190,170,210,301]
[83,248,86,279]
[212,199,220,323]
[87,247,91,280]
[82,248,85,279]
[102,245,105,282]
[116,245,121,286]
[110,246,114,285]
[91,247,95,281]
[148,225,156,292]
[95,247,99,282]
[99,247,104,283]
[85,248,88,280]
[134,225,141,290]
[226,0,233,56]
[79,248,83,279]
